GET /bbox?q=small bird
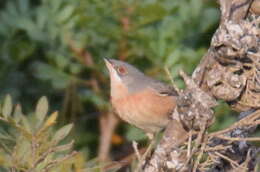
[104,58,178,138]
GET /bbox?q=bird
[104,58,178,138]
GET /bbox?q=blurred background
[0,0,238,167]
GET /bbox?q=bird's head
[104,58,147,97]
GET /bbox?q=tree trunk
[143,0,260,171]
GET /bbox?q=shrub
[0,95,83,172]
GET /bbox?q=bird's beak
[104,58,113,70]
[104,58,122,82]
[104,58,116,75]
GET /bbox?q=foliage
[0,0,221,160]
[0,95,83,171]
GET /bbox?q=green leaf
[200,8,219,32]
[35,96,48,125]
[125,126,146,141]
[32,62,70,90]
[8,117,32,140]
[13,104,23,123]
[53,124,73,144]
[54,140,74,153]
[6,1,18,17]
[14,137,31,162]
[0,132,14,141]
[18,0,29,14]
[21,114,32,134]
[36,7,48,30]
[36,111,58,137]
[57,6,75,23]
[137,3,167,26]
[2,95,12,118]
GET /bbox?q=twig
[164,67,180,93]
[215,135,260,142]
[134,139,156,172]
[0,117,7,121]
[103,147,147,171]
[233,149,251,172]
[98,112,119,162]
[187,130,193,158]
[205,145,232,152]
[214,152,241,169]
[42,151,78,172]
[209,110,260,138]
[198,155,215,171]
[192,136,207,172]
[132,141,141,162]
[194,120,207,151]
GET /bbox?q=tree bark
[143,0,260,171]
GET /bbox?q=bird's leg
[142,133,156,158]
[134,133,157,172]
[132,141,141,162]
[146,133,154,140]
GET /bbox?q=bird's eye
[116,66,127,75]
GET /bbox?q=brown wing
[148,79,178,96]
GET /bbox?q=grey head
[104,58,178,95]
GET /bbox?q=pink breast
[112,88,176,133]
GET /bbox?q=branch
[142,0,260,171]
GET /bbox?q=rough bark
[143,0,260,171]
